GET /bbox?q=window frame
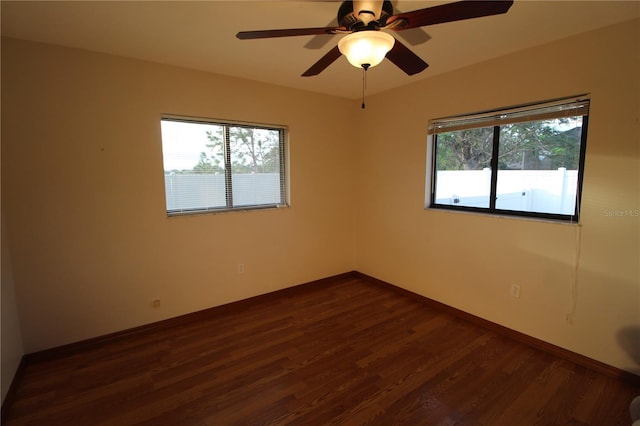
[160,115,289,216]
[427,96,590,223]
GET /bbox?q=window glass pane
[429,96,588,221]
[161,119,287,215]
[496,117,583,215]
[434,127,493,208]
[161,120,226,212]
[229,127,282,207]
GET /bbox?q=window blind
[428,95,590,134]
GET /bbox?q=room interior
[1,0,639,413]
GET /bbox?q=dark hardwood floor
[3,273,639,425]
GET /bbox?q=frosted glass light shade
[338,31,395,69]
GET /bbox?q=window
[160,116,288,216]
[428,96,589,222]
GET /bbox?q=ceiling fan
[236,0,514,77]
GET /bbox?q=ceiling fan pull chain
[361,63,370,109]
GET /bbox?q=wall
[1,180,25,403]
[356,19,640,373]
[1,38,358,353]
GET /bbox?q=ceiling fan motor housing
[338,1,394,30]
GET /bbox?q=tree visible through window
[428,96,589,221]
[160,117,287,215]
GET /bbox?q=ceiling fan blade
[385,40,429,76]
[387,0,514,31]
[302,45,342,77]
[304,18,338,50]
[236,27,345,40]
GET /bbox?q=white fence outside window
[165,173,282,211]
[435,168,578,215]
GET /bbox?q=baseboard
[354,271,640,387]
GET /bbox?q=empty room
[2,1,639,424]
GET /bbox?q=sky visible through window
[161,120,220,172]
[552,117,581,132]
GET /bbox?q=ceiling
[2,1,639,100]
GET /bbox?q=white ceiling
[2,1,639,100]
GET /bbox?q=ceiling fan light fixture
[338,31,395,69]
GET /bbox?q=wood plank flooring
[3,273,639,425]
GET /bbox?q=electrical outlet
[238,263,245,274]
[151,299,161,308]
[510,284,521,298]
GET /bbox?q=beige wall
[2,175,25,403]
[1,38,358,353]
[356,19,640,373]
[1,17,639,378]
